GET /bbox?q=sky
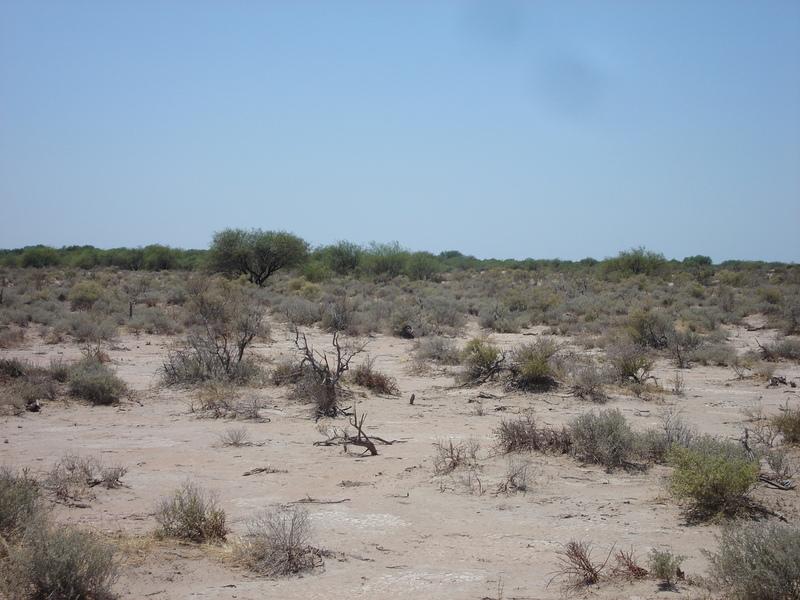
[1,1,799,263]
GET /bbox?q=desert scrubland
[1,245,799,599]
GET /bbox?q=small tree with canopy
[208,228,309,286]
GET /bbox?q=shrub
[647,548,685,587]
[433,438,480,475]
[626,306,673,349]
[507,338,559,390]
[44,453,127,501]
[154,482,228,543]
[0,468,43,543]
[494,414,571,455]
[458,338,504,384]
[569,409,639,471]
[705,521,800,600]
[772,403,800,445]
[235,506,324,576]
[67,358,127,405]
[667,436,759,518]
[349,358,399,395]
[569,360,607,402]
[605,342,655,384]
[551,540,608,588]
[413,337,460,366]
[6,522,118,600]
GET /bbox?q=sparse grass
[219,425,251,447]
[154,482,228,543]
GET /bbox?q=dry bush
[43,453,127,502]
[218,425,251,447]
[497,456,533,495]
[154,482,227,543]
[4,521,118,600]
[235,506,326,577]
[550,540,610,589]
[349,358,399,395]
[433,438,480,475]
[493,414,571,455]
[611,547,648,580]
[568,359,608,402]
[270,357,304,386]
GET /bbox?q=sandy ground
[2,320,799,600]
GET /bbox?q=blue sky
[1,1,798,263]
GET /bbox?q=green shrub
[154,482,228,543]
[458,338,504,384]
[6,522,118,600]
[508,338,559,390]
[772,403,800,445]
[67,358,127,405]
[704,521,800,600]
[569,409,639,471]
[0,468,43,543]
[626,307,673,349]
[647,548,685,587]
[235,506,324,576]
[667,436,759,518]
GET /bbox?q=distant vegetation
[1,236,794,282]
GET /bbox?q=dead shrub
[235,506,326,577]
[349,358,399,396]
[493,414,571,455]
[433,438,480,475]
[550,540,611,589]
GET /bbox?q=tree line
[0,230,795,284]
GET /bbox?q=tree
[207,229,309,286]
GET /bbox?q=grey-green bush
[569,409,639,471]
[705,521,800,600]
[5,522,118,600]
[68,358,127,405]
